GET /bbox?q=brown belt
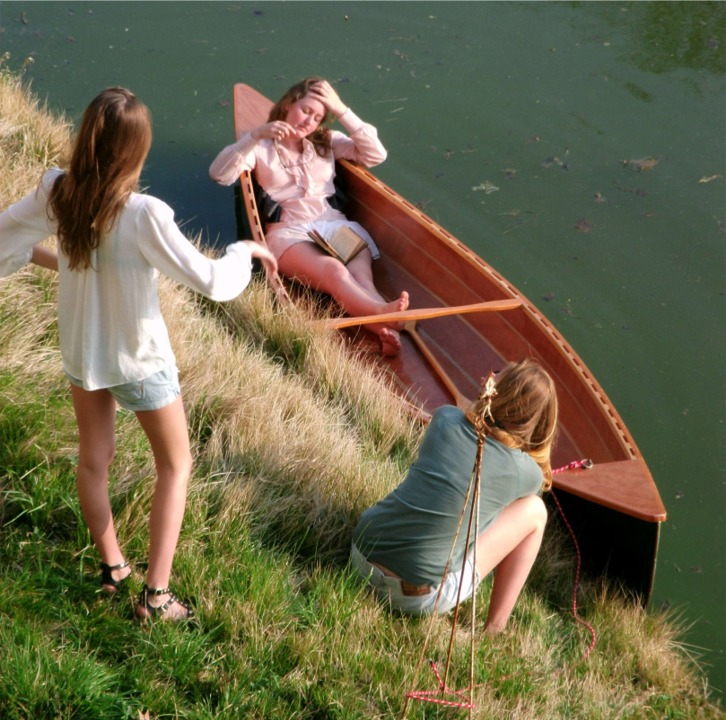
[369,559,433,597]
[400,580,434,597]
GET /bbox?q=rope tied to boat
[553,458,594,474]
[551,458,597,661]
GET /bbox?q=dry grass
[0,53,70,206]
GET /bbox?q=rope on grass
[405,661,476,709]
[551,458,597,660]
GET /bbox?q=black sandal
[136,585,194,622]
[100,560,132,594]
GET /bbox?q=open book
[308,227,367,265]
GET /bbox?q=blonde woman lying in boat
[209,76,409,356]
[352,359,557,630]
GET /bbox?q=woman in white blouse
[0,87,277,621]
[210,77,409,357]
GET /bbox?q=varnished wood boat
[229,83,667,605]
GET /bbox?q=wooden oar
[403,321,472,410]
[320,298,522,329]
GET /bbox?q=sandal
[100,560,132,594]
[136,585,194,622]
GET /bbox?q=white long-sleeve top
[0,168,254,390]
[209,108,387,228]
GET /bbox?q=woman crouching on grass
[0,87,277,621]
[351,359,557,631]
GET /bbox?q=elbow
[209,166,232,187]
[369,148,388,167]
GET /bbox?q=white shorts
[266,218,380,261]
[350,543,480,616]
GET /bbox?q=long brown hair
[466,359,559,490]
[267,76,333,157]
[48,87,152,270]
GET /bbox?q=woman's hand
[250,121,295,142]
[307,80,348,118]
[242,240,278,279]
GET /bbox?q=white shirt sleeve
[136,196,254,302]
[0,183,54,277]
[331,109,387,167]
[209,132,259,187]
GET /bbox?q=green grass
[0,58,722,719]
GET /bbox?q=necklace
[273,140,311,169]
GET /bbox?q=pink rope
[405,662,476,709]
[551,458,597,660]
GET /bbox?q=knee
[528,495,547,532]
[78,441,116,477]
[524,495,548,533]
[320,259,350,289]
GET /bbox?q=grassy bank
[1,59,722,719]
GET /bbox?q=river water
[1,0,724,695]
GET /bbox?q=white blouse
[0,168,254,390]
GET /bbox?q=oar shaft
[405,324,471,410]
[322,299,522,329]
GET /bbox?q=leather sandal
[136,585,194,622]
[100,560,132,594]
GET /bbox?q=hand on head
[306,80,347,118]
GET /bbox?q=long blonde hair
[268,76,333,157]
[48,87,152,270]
[465,359,559,490]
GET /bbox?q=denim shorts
[66,365,181,412]
[350,543,480,616]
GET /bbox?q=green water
[1,0,724,696]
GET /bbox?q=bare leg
[134,396,193,620]
[278,243,409,355]
[473,495,548,633]
[346,251,410,356]
[70,385,131,590]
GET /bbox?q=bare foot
[382,291,410,331]
[378,327,402,357]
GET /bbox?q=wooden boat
[229,83,667,605]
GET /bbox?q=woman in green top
[352,359,557,631]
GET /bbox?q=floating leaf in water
[542,155,569,171]
[472,181,499,194]
[574,218,592,232]
[698,174,722,184]
[594,191,606,203]
[622,156,659,171]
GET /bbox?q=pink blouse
[209,108,387,229]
